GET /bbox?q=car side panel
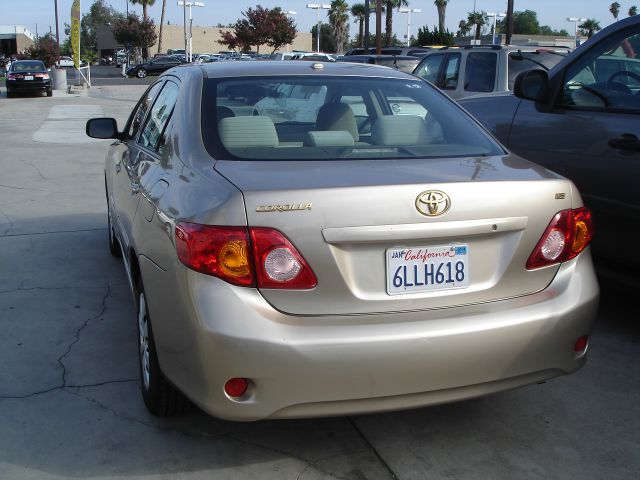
[458,93,522,145]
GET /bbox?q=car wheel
[106,200,121,258]
[46,89,52,97]
[137,287,190,416]
[136,68,147,78]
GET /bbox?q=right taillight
[175,223,317,289]
[526,207,594,270]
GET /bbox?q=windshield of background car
[11,61,46,72]
[507,51,567,89]
[202,76,503,161]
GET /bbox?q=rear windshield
[375,58,421,73]
[11,61,46,72]
[508,51,566,89]
[202,76,503,161]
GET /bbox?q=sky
[0,0,634,42]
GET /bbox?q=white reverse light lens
[264,248,301,282]
[541,229,565,261]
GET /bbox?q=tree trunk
[385,0,392,46]
[475,23,481,40]
[437,6,445,33]
[142,1,149,59]
[359,19,364,46]
[157,0,166,54]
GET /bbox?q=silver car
[86,61,598,421]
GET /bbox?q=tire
[46,89,52,97]
[106,200,121,258]
[136,68,147,78]
[137,287,190,416]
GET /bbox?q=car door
[508,25,640,269]
[112,80,164,253]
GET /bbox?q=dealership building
[0,25,35,56]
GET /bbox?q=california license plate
[24,75,34,80]
[386,244,470,295]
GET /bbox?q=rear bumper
[7,79,51,92]
[141,251,598,421]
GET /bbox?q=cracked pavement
[1,84,638,480]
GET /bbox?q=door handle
[115,161,121,173]
[608,133,640,151]
[131,181,140,194]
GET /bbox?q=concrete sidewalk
[0,86,638,480]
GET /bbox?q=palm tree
[130,0,156,59]
[434,0,449,34]
[329,0,349,54]
[157,0,166,54]
[579,18,601,39]
[467,11,486,41]
[630,6,638,16]
[457,19,471,37]
[351,3,367,47]
[385,0,408,46]
[610,2,620,21]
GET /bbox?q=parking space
[0,88,638,480]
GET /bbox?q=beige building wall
[16,34,34,53]
[151,26,312,54]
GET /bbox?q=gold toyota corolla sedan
[86,61,598,421]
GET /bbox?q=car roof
[198,60,413,79]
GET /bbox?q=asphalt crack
[0,207,14,236]
[348,417,400,480]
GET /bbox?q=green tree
[497,10,540,35]
[130,0,156,58]
[413,25,454,46]
[579,19,601,38]
[26,33,60,68]
[457,19,471,37]
[610,2,620,20]
[111,13,158,53]
[630,6,638,16]
[539,25,569,36]
[434,0,449,34]
[467,11,486,40]
[351,3,367,47]
[66,0,123,55]
[385,0,408,46]
[311,23,335,52]
[329,0,349,54]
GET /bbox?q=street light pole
[285,11,297,52]
[486,12,506,45]
[307,4,331,53]
[177,1,204,62]
[398,8,420,47]
[567,17,587,48]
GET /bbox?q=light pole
[177,1,204,62]
[398,8,420,47]
[307,3,331,53]
[285,11,297,52]
[486,12,506,45]
[567,17,586,48]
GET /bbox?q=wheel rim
[138,292,151,390]
[138,69,146,78]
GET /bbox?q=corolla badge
[415,190,451,217]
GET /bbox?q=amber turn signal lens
[218,240,250,278]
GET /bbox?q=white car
[57,56,74,67]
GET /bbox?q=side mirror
[86,118,120,139]
[514,69,549,101]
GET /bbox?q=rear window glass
[375,58,421,73]
[507,51,566,89]
[11,61,45,72]
[201,76,503,161]
[464,52,497,92]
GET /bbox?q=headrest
[304,130,355,147]
[218,116,278,149]
[371,115,429,146]
[316,103,359,141]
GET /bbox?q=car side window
[126,82,163,140]
[138,80,180,153]
[414,54,445,84]
[464,52,497,92]
[442,53,461,90]
[560,30,640,111]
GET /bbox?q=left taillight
[7,73,17,80]
[175,223,317,289]
[526,207,594,270]
[175,224,254,286]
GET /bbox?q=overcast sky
[1,0,633,41]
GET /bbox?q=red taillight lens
[526,207,594,270]
[7,73,17,80]
[35,73,50,79]
[224,378,248,397]
[250,227,317,289]
[175,224,317,289]
[175,223,254,286]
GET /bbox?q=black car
[6,60,52,97]
[126,56,182,78]
[336,55,422,73]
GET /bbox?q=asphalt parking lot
[0,85,638,480]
